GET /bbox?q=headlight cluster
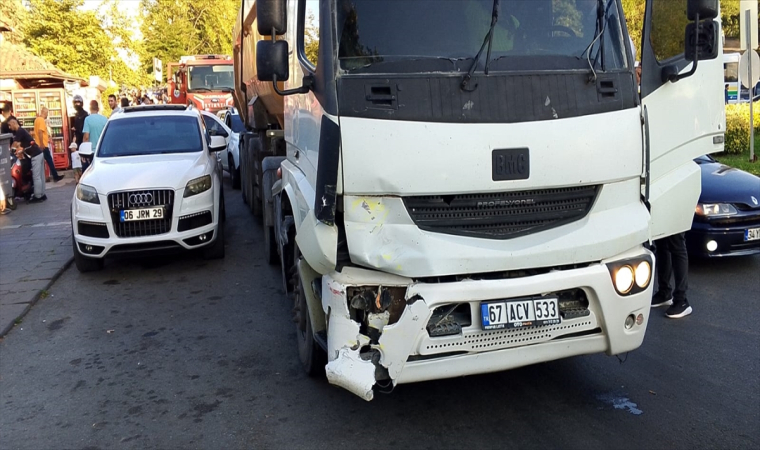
[607,258,652,296]
[695,203,737,217]
[76,184,100,204]
[184,175,212,198]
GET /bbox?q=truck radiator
[402,185,599,239]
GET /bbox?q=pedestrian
[82,100,107,149]
[34,106,64,182]
[69,142,82,183]
[1,102,16,137]
[651,233,692,318]
[108,94,122,115]
[120,97,129,109]
[71,95,88,147]
[8,118,46,203]
[725,84,729,104]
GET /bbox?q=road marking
[0,221,70,231]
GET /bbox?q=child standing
[69,142,82,182]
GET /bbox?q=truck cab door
[640,0,725,240]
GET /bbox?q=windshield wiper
[217,87,234,92]
[579,0,612,82]
[190,87,212,92]
[460,0,500,92]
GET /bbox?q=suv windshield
[97,116,203,157]
[337,0,627,73]
[188,64,234,91]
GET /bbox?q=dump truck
[242,0,725,401]
[167,54,235,113]
[232,1,286,262]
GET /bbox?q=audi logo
[129,193,154,206]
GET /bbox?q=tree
[304,11,320,64]
[22,0,144,87]
[140,0,239,81]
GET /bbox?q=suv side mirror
[209,135,226,152]
[662,0,719,83]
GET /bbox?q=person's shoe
[651,291,673,308]
[53,175,64,182]
[41,195,48,201]
[28,196,44,204]
[665,300,692,319]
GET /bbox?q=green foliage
[304,11,319,64]
[725,103,760,155]
[140,0,239,81]
[21,0,144,87]
[621,0,645,61]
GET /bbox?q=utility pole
[748,8,757,162]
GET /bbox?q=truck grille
[108,189,174,238]
[403,186,599,239]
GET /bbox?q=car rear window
[229,114,244,133]
[97,116,203,157]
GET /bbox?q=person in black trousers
[651,233,692,318]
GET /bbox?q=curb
[0,256,74,338]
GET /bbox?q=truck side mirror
[256,0,287,36]
[662,0,719,83]
[687,0,718,21]
[257,40,289,82]
[257,38,313,96]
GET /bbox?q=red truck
[167,54,235,113]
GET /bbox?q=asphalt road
[1,177,758,450]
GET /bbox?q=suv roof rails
[122,105,190,113]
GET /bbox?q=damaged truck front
[252,0,725,400]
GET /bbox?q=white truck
[248,0,725,400]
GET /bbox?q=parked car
[686,155,760,257]
[71,105,227,272]
[209,108,242,190]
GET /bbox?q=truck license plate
[120,207,164,222]
[481,297,561,330]
[745,228,760,241]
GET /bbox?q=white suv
[71,105,226,272]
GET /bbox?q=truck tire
[292,243,325,377]
[73,235,104,273]
[262,168,278,265]
[240,138,249,205]
[250,135,263,218]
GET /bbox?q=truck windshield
[188,64,235,91]
[97,116,203,157]
[337,0,628,73]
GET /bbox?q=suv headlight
[184,175,212,198]
[695,203,737,217]
[76,184,100,204]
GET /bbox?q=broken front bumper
[321,247,653,401]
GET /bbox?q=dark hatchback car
[687,155,760,257]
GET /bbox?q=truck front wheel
[291,243,325,376]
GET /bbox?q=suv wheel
[229,155,241,190]
[203,194,226,260]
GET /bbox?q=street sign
[739,49,760,88]
[153,58,163,82]
[740,0,758,51]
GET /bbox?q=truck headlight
[76,184,100,204]
[607,256,653,296]
[695,203,737,217]
[184,175,211,198]
[614,265,635,294]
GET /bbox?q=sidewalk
[0,172,76,337]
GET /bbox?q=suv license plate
[481,298,561,330]
[120,207,164,222]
